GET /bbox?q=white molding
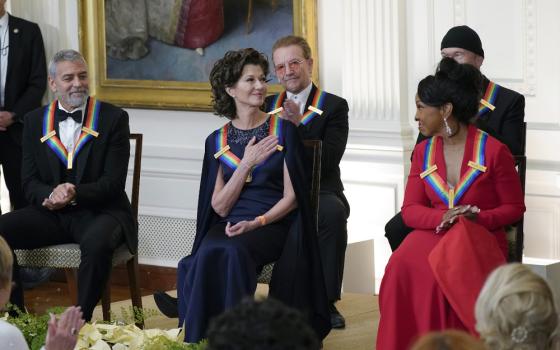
[139,206,197,219]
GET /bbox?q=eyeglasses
[274,59,305,76]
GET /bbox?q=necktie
[56,109,82,123]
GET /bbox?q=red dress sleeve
[401,142,446,230]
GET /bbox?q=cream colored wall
[10,0,560,292]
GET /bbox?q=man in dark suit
[0,49,136,321]
[265,35,350,329]
[385,25,526,251]
[0,0,47,211]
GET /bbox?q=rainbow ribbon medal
[477,81,500,117]
[41,98,101,169]
[214,115,284,183]
[421,129,488,208]
[268,89,327,125]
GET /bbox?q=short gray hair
[48,49,87,78]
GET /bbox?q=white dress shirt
[286,82,313,115]
[57,101,85,152]
[0,13,10,107]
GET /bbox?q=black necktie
[56,109,82,123]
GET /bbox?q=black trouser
[0,132,27,211]
[317,192,349,302]
[384,211,413,251]
[0,205,124,320]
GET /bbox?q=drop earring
[443,117,453,136]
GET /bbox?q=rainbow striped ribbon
[420,129,488,208]
[214,115,284,181]
[268,88,327,125]
[477,81,500,117]
[41,98,101,169]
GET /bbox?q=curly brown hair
[209,48,269,119]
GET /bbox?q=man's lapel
[303,83,318,111]
[5,15,21,91]
[74,139,93,184]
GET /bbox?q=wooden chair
[257,140,322,283]
[508,122,527,262]
[14,133,144,326]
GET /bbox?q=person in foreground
[266,35,350,328]
[206,297,320,350]
[0,236,84,350]
[385,25,526,252]
[0,49,136,321]
[411,330,486,350]
[157,48,329,343]
[376,57,525,350]
[476,263,559,350]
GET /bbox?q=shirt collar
[57,101,86,119]
[286,82,313,106]
[0,13,9,28]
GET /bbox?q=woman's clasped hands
[435,204,480,234]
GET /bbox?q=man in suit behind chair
[0,49,136,321]
[266,35,350,329]
[0,0,47,211]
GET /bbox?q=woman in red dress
[376,58,525,350]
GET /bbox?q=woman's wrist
[256,215,267,227]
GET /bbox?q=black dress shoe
[329,303,346,329]
[153,291,179,318]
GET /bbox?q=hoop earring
[443,117,453,136]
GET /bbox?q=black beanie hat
[440,25,484,58]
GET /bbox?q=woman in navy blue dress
[173,49,330,343]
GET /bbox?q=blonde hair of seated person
[475,263,559,350]
[411,330,487,350]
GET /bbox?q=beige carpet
[91,285,378,349]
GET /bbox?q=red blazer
[402,125,525,235]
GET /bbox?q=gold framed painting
[79,0,318,111]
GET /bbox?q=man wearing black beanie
[384,25,525,252]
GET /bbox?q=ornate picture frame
[79,0,318,111]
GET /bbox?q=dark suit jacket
[417,77,525,155]
[22,100,137,254]
[265,84,349,199]
[5,15,47,145]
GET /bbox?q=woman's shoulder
[0,320,28,348]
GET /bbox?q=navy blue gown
[177,118,315,342]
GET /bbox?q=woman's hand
[241,135,279,168]
[436,205,480,234]
[45,306,85,350]
[225,219,261,237]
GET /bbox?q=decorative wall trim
[342,0,407,124]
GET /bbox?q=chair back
[508,122,527,262]
[303,140,322,231]
[129,134,143,220]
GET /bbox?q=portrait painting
[79,0,318,110]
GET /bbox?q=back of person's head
[475,263,559,350]
[206,297,320,350]
[0,236,12,290]
[411,330,487,350]
[417,57,482,124]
